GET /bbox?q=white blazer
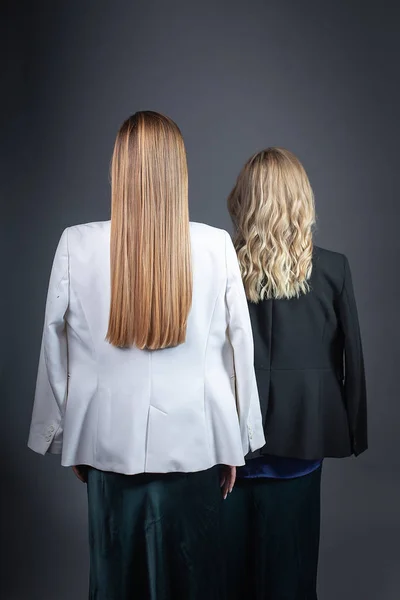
[28,221,265,474]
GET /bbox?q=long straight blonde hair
[106,111,192,350]
[228,148,315,302]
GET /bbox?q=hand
[220,465,236,500]
[72,465,88,483]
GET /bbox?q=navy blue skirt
[87,466,225,600]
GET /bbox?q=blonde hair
[106,111,192,349]
[228,147,315,302]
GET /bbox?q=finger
[73,467,83,482]
[229,467,237,493]
[222,470,231,500]
[222,477,230,500]
[73,466,87,483]
[220,475,229,499]
[80,466,88,483]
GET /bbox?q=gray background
[2,0,399,598]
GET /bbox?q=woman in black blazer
[224,147,367,600]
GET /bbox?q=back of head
[106,111,192,350]
[228,147,315,302]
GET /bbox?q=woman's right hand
[72,465,88,483]
[220,465,236,499]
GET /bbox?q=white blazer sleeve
[28,229,70,455]
[224,231,266,454]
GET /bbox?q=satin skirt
[87,466,225,600]
[223,466,322,600]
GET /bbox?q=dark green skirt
[87,466,225,600]
[223,466,322,600]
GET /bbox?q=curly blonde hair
[228,148,315,302]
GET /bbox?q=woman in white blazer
[28,111,265,599]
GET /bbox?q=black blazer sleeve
[337,255,368,456]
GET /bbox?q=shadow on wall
[318,460,400,600]
[0,441,89,600]
[319,526,400,600]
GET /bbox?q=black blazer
[248,246,367,460]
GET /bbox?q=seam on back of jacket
[68,230,101,461]
[203,231,227,460]
[268,298,274,373]
[340,253,347,297]
[203,286,225,462]
[43,228,70,419]
[65,228,71,416]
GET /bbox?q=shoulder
[63,220,110,247]
[190,223,237,274]
[190,221,227,239]
[66,220,110,238]
[313,245,347,271]
[190,221,229,248]
[313,245,349,291]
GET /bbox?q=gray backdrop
[2,1,399,599]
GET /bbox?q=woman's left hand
[220,465,236,499]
